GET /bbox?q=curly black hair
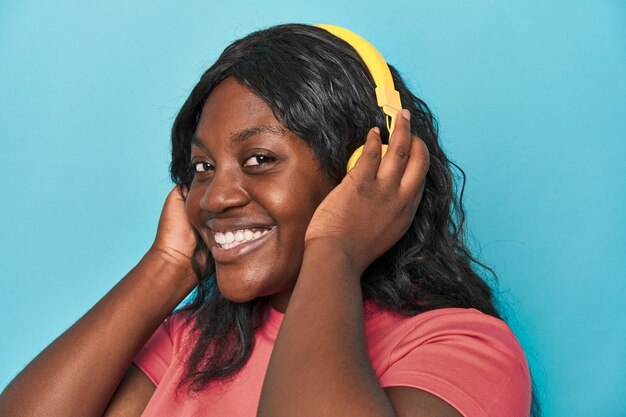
[168,23,540,417]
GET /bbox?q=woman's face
[185,77,336,311]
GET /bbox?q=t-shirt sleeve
[378,309,531,417]
[133,314,184,386]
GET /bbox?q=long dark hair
[169,23,539,415]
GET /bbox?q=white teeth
[213,228,270,250]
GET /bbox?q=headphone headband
[314,24,403,171]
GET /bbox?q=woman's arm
[0,188,197,417]
[258,111,459,417]
[259,241,396,417]
[259,242,461,417]
[101,365,156,417]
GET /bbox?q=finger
[349,127,383,182]
[166,186,185,205]
[378,109,412,183]
[175,184,189,200]
[400,134,430,196]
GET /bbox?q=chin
[215,269,294,304]
[219,289,258,304]
[216,283,257,303]
[215,271,268,303]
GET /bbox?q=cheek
[278,185,331,233]
[295,174,335,214]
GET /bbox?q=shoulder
[145,310,195,350]
[133,311,195,386]
[365,303,525,357]
[164,310,195,346]
[365,304,531,417]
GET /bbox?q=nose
[199,167,249,213]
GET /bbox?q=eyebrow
[191,125,284,150]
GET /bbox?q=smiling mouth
[213,227,273,250]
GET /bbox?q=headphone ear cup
[346,144,389,172]
[315,25,399,175]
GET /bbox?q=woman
[0,24,535,416]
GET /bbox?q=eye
[192,161,214,173]
[243,154,275,167]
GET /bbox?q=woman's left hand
[304,109,429,275]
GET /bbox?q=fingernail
[401,109,411,121]
[372,127,380,135]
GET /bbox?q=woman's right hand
[0,186,201,417]
[151,186,198,270]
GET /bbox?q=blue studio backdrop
[1,1,624,416]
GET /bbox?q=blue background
[1,1,624,415]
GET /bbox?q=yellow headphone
[315,24,403,171]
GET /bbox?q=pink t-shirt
[134,302,531,417]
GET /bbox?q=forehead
[195,77,284,142]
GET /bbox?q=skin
[0,76,462,417]
[185,77,336,311]
[0,189,197,417]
